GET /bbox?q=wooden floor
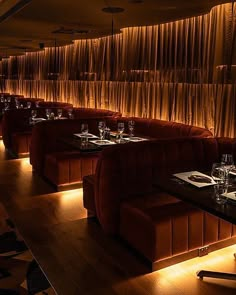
[0,139,236,294]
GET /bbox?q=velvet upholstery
[83,137,236,268]
[30,115,121,175]
[2,102,73,155]
[91,137,219,234]
[30,114,210,189]
[44,151,99,188]
[106,116,213,138]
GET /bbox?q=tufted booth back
[2,103,72,149]
[106,116,213,138]
[30,113,121,174]
[94,137,220,234]
[72,107,121,119]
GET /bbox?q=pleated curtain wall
[0,3,236,137]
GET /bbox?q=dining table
[155,172,236,281]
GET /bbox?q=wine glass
[57,108,62,119]
[128,120,135,137]
[4,102,9,110]
[117,122,125,143]
[81,123,89,145]
[31,109,37,121]
[45,108,51,120]
[35,101,40,108]
[81,123,89,135]
[98,121,106,141]
[15,100,20,109]
[67,108,73,119]
[27,101,31,108]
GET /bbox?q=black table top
[156,176,236,225]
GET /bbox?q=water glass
[117,122,125,143]
[213,182,228,205]
[98,121,106,140]
[57,108,62,118]
[221,154,234,185]
[128,120,135,137]
[211,163,225,183]
[45,108,51,119]
[81,123,89,145]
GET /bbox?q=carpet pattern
[0,205,55,295]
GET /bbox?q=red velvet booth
[30,117,212,190]
[1,101,73,156]
[83,137,236,270]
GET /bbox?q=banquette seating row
[29,116,212,190]
[1,101,73,156]
[83,137,236,271]
[0,96,44,137]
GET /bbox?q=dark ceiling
[0,0,230,58]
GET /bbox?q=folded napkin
[188,174,212,183]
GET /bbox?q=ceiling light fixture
[102,6,124,80]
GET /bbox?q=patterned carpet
[0,204,56,295]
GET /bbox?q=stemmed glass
[45,108,51,120]
[117,122,125,143]
[128,120,135,137]
[57,108,62,119]
[98,121,106,141]
[81,123,89,135]
[81,123,89,145]
[67,108,73,119]
[27,101,31,108]
[15,100,20,109]
[4,102,9,110]
[31,109,37,122]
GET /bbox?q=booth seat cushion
[11,131,32,155]
[44,151,99,187]
[120,195,203,262]
[120,193,236,265]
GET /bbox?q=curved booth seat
[30,112,121,190]
[1,102,73,156]
[83,137,236,270]
[30,116,212,190]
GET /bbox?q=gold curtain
[1,3,236,137]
